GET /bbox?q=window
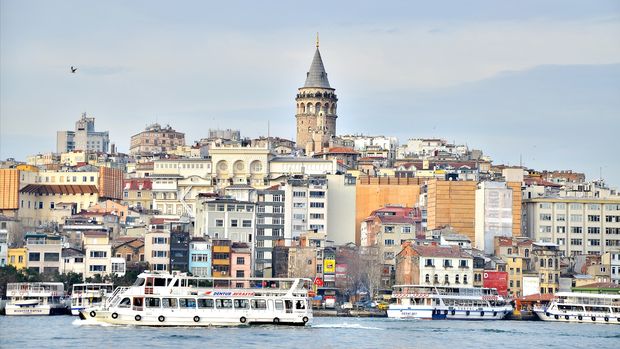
[588,239,600,246]
[216,299,232,309]
[384,239,395,246]
[152,251,167,258]
[272,195,282,202]
[44,253,59,261]
[587,215,600,222]
[587,227,600,234]
[89,265,106,272]
[231,219,238,227]
[570,238,583,246]
[234,299,249,309]
[293,214,306,220]
[153,237,168,244]
[539,226,551,233]
[146,298,161,308]
[28,252,40,261]
[556,226,566,233]
[425,258,434,267]
[310,213,324,220]
[402,226,411,233]
[425,274,430,283]
[89,251,107,258]
[309,191,325,198]
[443,260,452,268]
[555,203,566,210]
[179,298,196,309]
[310,202,324,208]
[236,270,245,278]
[463,275,468,284]
[236,257,245,265]
[251,299,267,309]
[293,191,306,198]
[606,215,620,223]
[215,219,224,227]
[162,298,178,308]
[444,275,449,284]
[198,299,214,309]
[434,274,439,284]
[459,260,468,268]
[570,214,582,222]
[384,226,394,233]
[569,203,582,210]
[556,214,566,222]
[539,214,552,221]
[570,227,583,234]
[539,203,551,209]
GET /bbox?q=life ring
[111,312,118,319]
[90,311,96,318]
[480,311,485,317]
[604,317,609,322]
[564,315,569,320]
[591,316,596,321]
[135,315,141,321]
[302,316,309,323]
[240,316,247,324]
[577,315,582,321]
[451,310,455,316]
[273,317,280,324]
[158,315,165,322]
[466,311,470,316]
[545,312,550,317]
[554,315,559,320]
[193,316,200,323]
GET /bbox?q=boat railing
[107,286,130,307]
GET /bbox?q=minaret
[295,34,338,155]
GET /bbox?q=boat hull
[5,304,66,316]
[535,310,620,324]
[388,305,512,320]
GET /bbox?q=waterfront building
[82,231,112,279]
[18,184,99,226]
[601,252,620,285]
[523,197,620,255]
[475,181,514,254]
[340,135,399,165]
[122,178,153,211]
[25,233,62,274]
[532,242,562,294]
[313,147,359,169]
[57,113,110,153]
[26,153,60,167]
[395,243,473,287]
[170,230,190,272]
[212,239,231,277]
[129,123,185,156]
[61,247,86,275]
[494,237,534,298]
[0,168,23,218]
[144,230,171,272]
[7,247,27,270]
[295,39,338,155]
[231,242,252,281]
[282,176,328,246]
[189,237,211,277]
[255,187,285,277]
[151,158,213,218]
[0,228,7,266]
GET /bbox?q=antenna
[316,32,319,48]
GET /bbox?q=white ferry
[79,271,313,326]
[534,292,620,324]
[387,285,513,320]
[5,282,66,316]
[70,283,114,315]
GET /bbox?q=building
[212,239,231,277]
[25,233,62,274]
[0,169,21,217]
[122,178,153,211]
[283,176,328,246]
[326,174,356,245]
[494,237,534,298]
[475,181,514,254]
[170,231,190,272]
[209,145,270,190]
[255,187,285,277]
[144,230,171,272]
[196,198,256,245]
[57,113,110,153]
[18,184,99,226]
[0,228,7,266]
[7,247,27,270]
[189,237,212,277]
[523,197,620,255]
[531,242,561,294]
[295,39,338,155]
[208,129,241,141]
[395,243,474,287]
[82,231,112,279]
[129,123,185,156]
[231,242,252,281]
[602,252,620,285]
[112,237,145,265]
[61,247,86,275]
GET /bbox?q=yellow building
[427,180,478,242]
[19,184,99,225]
[212,239,231,277]
[8,247,28,269]
[355,176,423,245]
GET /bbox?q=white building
[475,181,513,254]
[209,145,270,190]
[269,157,338,179]
[82,231,112,279]
[0,228,7,266]
[255,187,285,276]
[523,198,620,256]
[602,252,620,285]
[326,174,356,245]
[283,176,328,246]
[339,135,399,162]
[411,245,474,286]
[144,230,170,272]
[196,198,255,244]
[57,113,110,153]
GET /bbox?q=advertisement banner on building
[324,274,335,282]
[324,258,336,274]
[482,271,509,297]
[336,264,347,279]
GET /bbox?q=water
[0,316,618,349]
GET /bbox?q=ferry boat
[70,283,114,315]
[387,285,513,320]
[79,271,313,326]
[534,292,620,324]
[5,282,66,316]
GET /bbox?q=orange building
[506,181,522,236]
[98,167,123,200]
[355,176,423,245]
[426,179,478,242]
[0,169,20,216]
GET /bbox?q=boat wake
[72,318,118,327]
[311,323,383,330]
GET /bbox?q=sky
[1,1,619,186]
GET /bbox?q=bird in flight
[70,66,77,73]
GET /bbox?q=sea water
[0,316,618,349]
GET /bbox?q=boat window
[179,298,196,309]
[133,297,143,307]
[275,300,284,311]
[171,279,179,287]
[119,298,131,308]
[197,299,214,309]
[216,299,233,309]
[295,300,306,309]
[234,299,249,309]
[162,298,178,308]
[146,298,161,308]
[133,278,145,287]
[251,299,267,310]
[154,278,167,287]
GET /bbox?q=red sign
[314,277,324,287]
[483,271,509,297]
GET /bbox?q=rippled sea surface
[1,316,619,349]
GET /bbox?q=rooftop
[20,184,98,195]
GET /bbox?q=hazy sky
[1,1,619,186]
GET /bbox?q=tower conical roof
[303,48,331,88]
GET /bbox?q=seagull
[71,66,77,73]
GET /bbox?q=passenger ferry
[5,282,66,316]
[70,283,114,315]
[387,285,513,320]
[534,292,620,324]
[79,271,313,326]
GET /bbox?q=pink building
[231,242,252,287]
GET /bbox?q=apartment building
[82,231,112,279]
[196,198,255,245]
[57,113,109,153]
[255,187,285,277]
[25,233,62,274]
[129,123,185,156]
[283,176,328,246]
[189,237,212,277]
[395,243,474,287]
[144,230,171,272]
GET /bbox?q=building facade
[189,237,212,277]
[475,181,514,254]
[255,188,285,277]
[57,113,110,153]
[144,230,171,272]
[129,123,185,156]
[283,176,328,246]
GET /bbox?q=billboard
[482,271,509,297]
[324,258,336,274]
